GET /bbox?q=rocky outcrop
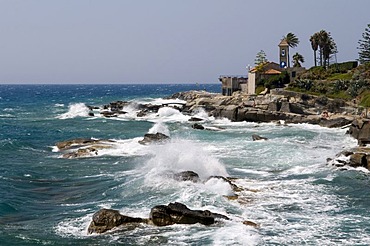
[138,133,170,145]
[167,90,356,127]
[88,208,147,234]
[88,202,230,234]
[348,119,370,146]
[55,138,115,158]
[149,202,229,226]
[173,171,200,182]
[56,138,113,150]
[329,148,370,169]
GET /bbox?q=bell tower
[278,39,289,68]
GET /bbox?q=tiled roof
[264,69,281,75]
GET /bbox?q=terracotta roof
[264,69,281,75]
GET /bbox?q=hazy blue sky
[0,0,369,84]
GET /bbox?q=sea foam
[57,103,90,119]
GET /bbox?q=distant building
[219,39,306,96]
[219,76,248,96]
[247,62,283,95]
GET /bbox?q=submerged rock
[252,134,268,141]
[149,202,229,226]
[88,208,147,234]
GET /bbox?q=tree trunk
[313,51,317,67]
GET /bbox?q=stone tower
[278,39,289,68]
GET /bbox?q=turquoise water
[1,84,369,245]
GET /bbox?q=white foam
[57,103,90,119]
[204,178,234,196]
[55,213,92,238]
[148,121,170,136]
[143,139,228,181]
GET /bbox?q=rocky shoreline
[55,89,370,233]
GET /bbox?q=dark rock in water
[62,147,98,159]
[100,111,127,118]
[100,111,118,117]
[88,112,95,117]
[188,117,203,122]
[88,208,147,234]
[349,153,367,167]
[137,110,147,117]
[192,123,205,130]
[149,202,229,226]
[138,133,170,145]
[173,171,200,182]
[252,134,268,141]
[56,138,114,150]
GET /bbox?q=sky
[0,0,369,84]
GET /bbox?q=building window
[292,71,296,78]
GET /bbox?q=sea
[1,84,370,246]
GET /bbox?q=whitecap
[57,103,90,119]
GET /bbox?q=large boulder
[348,119,370,146]
[319,117,353,128]
[88,209,147,234]
[138,133,170,145]
[149,202,229,226]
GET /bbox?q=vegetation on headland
[254,24,370,109]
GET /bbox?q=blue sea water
[0,84,370,245]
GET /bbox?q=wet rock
[100,111,127,118]
[173,171,200,182]
[149,202,229,226]
[243,220,259,228]
[192,123,205,130]
[188,117,203,122]
[252,134,268,141]
[62,147,98,159]
[349,153,367,167]
[56,138,114,150]
[88,208,147,234]
[138,133,170,145]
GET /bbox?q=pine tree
[358,24,370,64]
[254,50,268,66]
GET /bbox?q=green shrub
[360,91,370,107]
[327,73,353,81]
[255,86,265,95]
[328,61,358,73]
[347,80,370,97]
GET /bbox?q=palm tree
[315,30,337,68]
[282,32,300,67]
[292,52,305,67]
[309,33,319,67]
